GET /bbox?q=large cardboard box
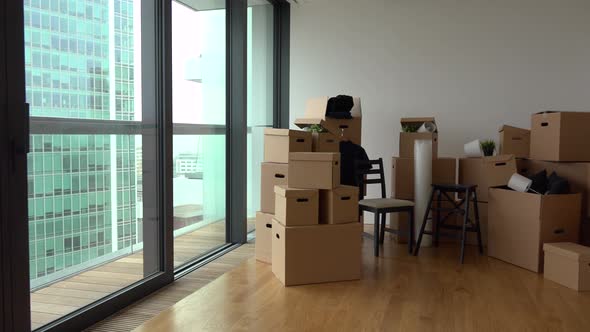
[488,187,582,272]
[294,96,362,145]
[458,155,517,202]
[543,242,590,291]
[499,125,530,159]
[319,185,359,225]
[255,212,273,264]
[271,220,361,286]
[264,128,312,163]
[274,185,319,227]
[517,159,590,217]
[261,162,288,214]
[288,152,340,189]
[312,131,340,153]
[391,157,457,200]
[399,117,438,159]
[530,111,590,162]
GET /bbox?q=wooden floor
[135,229,590,332]
[31,219,254,330]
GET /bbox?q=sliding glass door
[171,0,228,267]
[24,0,164,329]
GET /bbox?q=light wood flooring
[135,228,590,332]
[31,219,254,330]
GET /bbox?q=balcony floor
[31,219,255,330]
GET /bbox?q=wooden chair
[355,158,415,257]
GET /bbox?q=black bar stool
[413,183,483,264]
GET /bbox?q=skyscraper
[25,0,139,287]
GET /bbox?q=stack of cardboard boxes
[391,117,457,242]
[487,111,590,273]
[255,97,363,286]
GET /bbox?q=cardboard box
[488,187,581,272]
[530,111,590,162]
[399,117,438,159]
[312,131,340,153]
[264,128,312,163]
[271,219,361,286]
[543,242,590,291]
[458,155,517,202]
[320,185,359,224]
[255,212,273,264]
[391,157,457,200]
[294,96,362,145]
[288,152,340,189]
[261,162,288,214]
[499,125,530,159]
[516,159,590,217]
[274,185,319,227]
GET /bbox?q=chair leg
[380,213,386,244]
[374,212,380,257]
[460,189,471,264]
[414,188,436,256]
[472,192,484,254]
[408,209,414,254]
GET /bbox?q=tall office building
[24,0,139,287]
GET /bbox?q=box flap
[289,152,340,162]
[293,118,343,138]
[483,154,515,164]
[274,185,318,198]
[400,117,436,125]
[498,125,530,134]
[264,128,309,138]
[349,97,362,118]
[543,242,590,262]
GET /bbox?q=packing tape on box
[418,122,437,133]
[507,173,533,193]
[414,139,433,247]
[464,139,483,157]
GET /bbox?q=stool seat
[359,198,414,209]
[431,183,477,192]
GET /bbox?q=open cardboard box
[294,96,362,145]
[488,187,582,273]
[399,117,438,159]
[530,111,590,162]
[499,125,530,159]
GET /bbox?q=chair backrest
[354,158,386,200]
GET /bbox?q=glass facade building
[24,0,139,287]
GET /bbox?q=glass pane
[247,2,274,233]
[25,1,160,329]
[172,1,227,267]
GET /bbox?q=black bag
[326,95,354,119]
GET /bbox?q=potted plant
[401,123,421,133]
[307,124,326,133]
[480,140,496,157]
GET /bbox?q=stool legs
[459,189,471,264]
[408,209,414,254]
[472,191,484,254]
[374,212,380,257]
[413,188,436,256]
[434,191,442,248]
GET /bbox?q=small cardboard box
[517,159,590,217]
[312,131,340,153]
[320,185,359,225]
[499,125,530,159]
[294,96,362,145]
[458,155,517,202]
[530,111,590,162]
[488,187,582,272]
[288,152,340,189]
[391,157,457,200]
[271,219,361,286]
[543,242,590,291]
[264,128,312,163]
[255,211,273,264]
[399,117,438,159]
[274,185,319,227]
[261,162,288,214]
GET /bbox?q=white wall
[290,0,590,192]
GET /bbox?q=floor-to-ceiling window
[247,1,274,232]
[24,0,163,329]
[171,0,228,267]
